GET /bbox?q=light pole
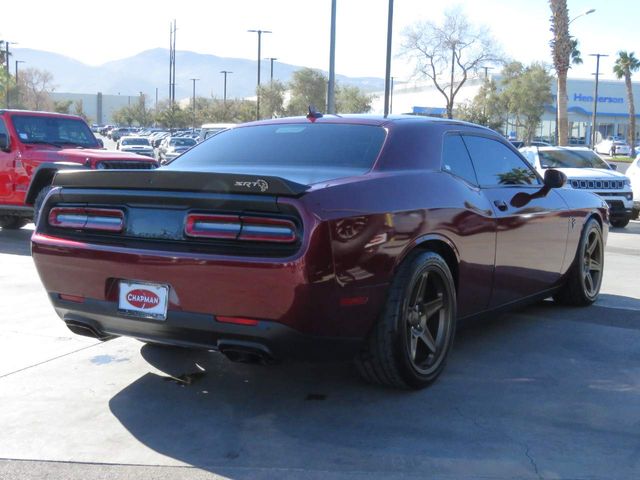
[267,58,278,83]
[220,70,232,105]
[383,0,394,117]
[4,41,17,75]
[390,76,394,115]
[327,0,337,114]
[248,29,272,120]
[589,53,608,148]
[4,41,17,108]
[190,78,199,129]
[13,60,25,108]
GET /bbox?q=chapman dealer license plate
[118,281,169,320]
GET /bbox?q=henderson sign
[573,93,625,104]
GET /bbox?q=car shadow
[108,299,640,477]
[0,227,33,256]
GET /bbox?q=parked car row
[104,124,234,163]
[509,136,638,158]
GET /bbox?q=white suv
[520,146,633,228]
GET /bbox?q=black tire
[632,208,640,221]
[553,218,604,306]
[0,216,29,230]
[33,185,53,227]
[356,251,457,389]
[611,217,630,228]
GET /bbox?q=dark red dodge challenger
[31,115,608,389]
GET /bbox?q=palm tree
[549,0,572,146]
[570,38,583,66]
[613,51,640,157]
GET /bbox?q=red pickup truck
[0,109,158,229]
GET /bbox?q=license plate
[118,281,169,320]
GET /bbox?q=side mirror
[0,133,10,152]
[544,169,567,189]
[609,163,618,171]
[96,138,104,148]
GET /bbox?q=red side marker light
[216,316,259,326]
[59,294,85,303]
[340,296,369,307]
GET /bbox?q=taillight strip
[238,216,297,243]
[48,207,124,232]
[184,213,297,243]
[185,214,241,239]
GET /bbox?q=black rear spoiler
[52,169,310,197]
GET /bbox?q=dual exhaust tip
[63,320,276,365]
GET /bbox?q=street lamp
[248,29,272,120]
[390,76,394,115]
[4,41,17,74]
[190,78,199,129]
[3,41,17,107]
[569,8,595,24]
[267,58,278,83]
[16,60,27,103]
[220,70,232,105]
[13,60,25,108]
[589,53,608,148]
[383,0,394,117]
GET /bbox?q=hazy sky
[1,0,636,82]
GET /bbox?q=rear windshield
[166,124,386,171]
[11,115,98,148]
[538,149,611,169]
[170,137,197,146]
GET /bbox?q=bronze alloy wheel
[554,218,604,306]
[356,251,457,389]
[582,226,603,300]
[403,267,454,376]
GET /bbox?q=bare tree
[18,68,55,111]
[549,0,572,146]
[402,8,502,119]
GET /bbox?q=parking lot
[0,221,639,480]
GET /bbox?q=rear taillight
[48,207,124,232]
[185,214,241,239]
[185,213,297,243]
[238,216,297,243]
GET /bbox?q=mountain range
[13,48,385,100]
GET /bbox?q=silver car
[158,137,198,164]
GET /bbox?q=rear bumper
[52,295,362,361]
[31,231,387,348]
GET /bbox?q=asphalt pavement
[0,221,639,480]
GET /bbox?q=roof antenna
[306,105,323,122]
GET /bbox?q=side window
[462,135,541,186]
[0,118,8,136]
[441,134,478,185]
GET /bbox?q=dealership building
[372,75,640,144]
[49,92,141,125]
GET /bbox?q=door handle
[493,200,508,211]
